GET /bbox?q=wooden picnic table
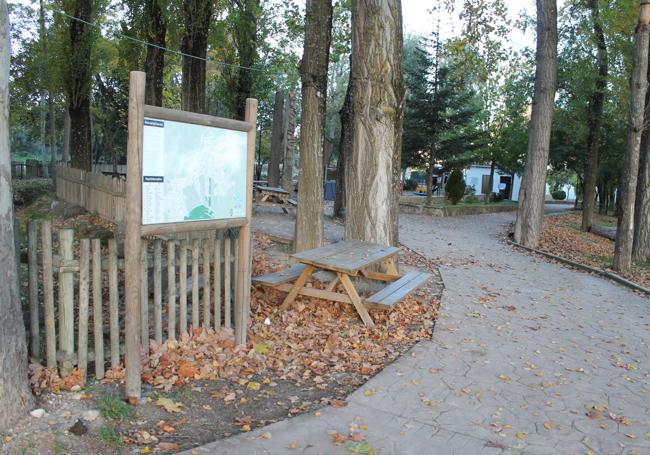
[252,240,431,327]
[254,185,296,213]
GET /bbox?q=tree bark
[614,3,650,272]
[62,109,70,162]
[232,0,260,120]
[514,0,557,248]
[0,0,33,430]
[581,0,608,232]
[281,92,296,192]
[486,158,496,203]
[334,67,352,218]
[268,90,285,187]
[65,0,93,171]
[633,43,650,263]
[144,0,166,107]
[180,0,212,114]
[48,97,56,164]
[345,0,404,246]
[294,0,333,253]
[425,159,433,205]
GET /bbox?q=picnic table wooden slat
[256,186,289,194]
[291,240,399,274]
[365,271,432,307]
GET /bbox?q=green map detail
[185,205,215,221]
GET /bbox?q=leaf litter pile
[535,213,650,289]
[22,233,441,454]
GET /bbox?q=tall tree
[614,0,650,272]
[294,0,333,252]
[180,0,212,113]
[334,62,352,219]
[581,0,608,232]
[0,0,32,430]
[64,0,95,171]
[144,0,166,107]
[268,90,286,187]
[345,0,404,246]
[634,43,650,263]
[514,0,558,247]
[229,0,260,120]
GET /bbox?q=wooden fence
[54,165,126,224]
[26,220,241,380]
[11,160,51,179]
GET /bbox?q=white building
[463,165,576,201]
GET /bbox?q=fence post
[92,239,104,379]
[167,240,176,340]
[58,228,75,377]
[213,233,222,329]
[41,221,56,368]
[28,222,40,358]
[224,236,231,329]
[234,98,257,345]
[141,241,149,351]
[108,238,119,369]
[191,239,199,328]
[77,239,90,377]
[124,70,145,400]
[153,239,162,343]
[179,240,187,335]
[202,239,211,329]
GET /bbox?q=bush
[491,192,505,202]
[464,193,479,204]
[403,178,418,191]
[551,190,567,200]
[445,169,465,205]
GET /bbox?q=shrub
[551,190,567,200]
[445,169,465,205]
[464,193,479,204]
[403,178,418,191]
[491,192,505,202]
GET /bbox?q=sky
[401,0,541,50]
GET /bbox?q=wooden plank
[41,221,56,368]
[179,240,187,335]
[140,241,149,351]
[167,240,176,340]
[252,264,307,286]
[191,239,200,328]
[153,239,162,344]
[141,217,247,236]
[360,270,400,282]
[108,238,119,369]
[202,239,211,328]
[224,237,231,328]
[92,238,105,380]
[77,239,90,377]
[383,257,399,276]
[338,273,375,327]
[273,282,352,304]
[291,241,400,274]
[279,265,314,311]
[213,233,222,329]
[143,104,253,132]
[256,185,289,194]
[365,271,431,307]
[125,70,145,400]
[28,222,40,358]
[58,228,75,377]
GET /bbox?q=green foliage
[97,394,134,421]
[403,178,418,191]
[445,169,465,205]
[551,190,567,200]
[491,192,505,202]
[97,425,123,448]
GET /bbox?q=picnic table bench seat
[287,198,297,206]
[252,264,306,286]
[365,270,432,309]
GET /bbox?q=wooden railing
[54,165,126,223]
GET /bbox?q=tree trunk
[614,2,650,272]
[514,0,557,248]
[345,0,405,247]
[281,92,296,192]
[144,0,166,107]
[268,90,285,187]
[180,0,212,114]
[65,0,93,171]
[425,160,433,205]
[232,0,259,120]
[633,42,650,264]
[0,0,32,430]
[48,97,56,164]
[62,109,70,162]
[598,181,607,214]
[294,0,333,253]
[486,158,496,203]
[334,66,352,218]
[581,0,608,232]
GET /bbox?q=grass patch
[97,394,134,420]
[52,431,67,454]
[97,425,123,448]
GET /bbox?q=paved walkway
[185,210,650,455]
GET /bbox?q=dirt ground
[2,213,443,455]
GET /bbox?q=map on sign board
[141,117,247,225]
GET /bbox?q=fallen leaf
[247,381,261,391]
[330,399,348,408]
[242,424,251,432]
[156,398,183,413]
[157,442,180,451]
[260,432,272,440]
[287,442,301,449]
[543,422,553,430]
[363,389,374,397]
[253,343,270,355]
[515,432,527,440]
